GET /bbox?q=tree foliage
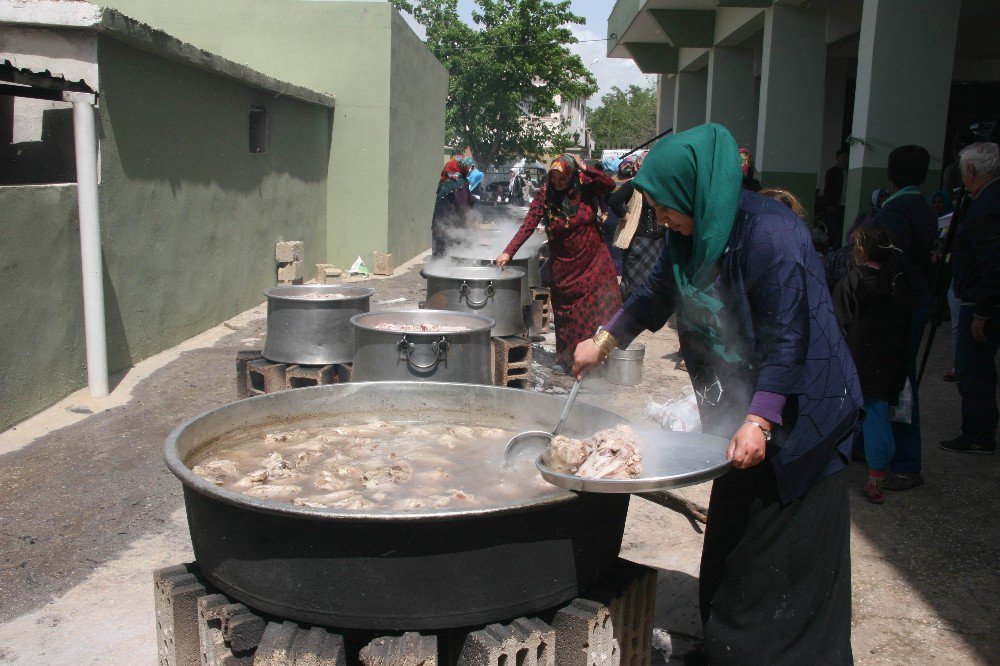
[392,0,597,167]
[588,84,658,154]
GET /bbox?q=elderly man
[941,142,1000,454]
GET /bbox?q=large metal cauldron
[351,310,494,384]
[165,382,631,630]
[423,265,525,337]
[263,285,374,364]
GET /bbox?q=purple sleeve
[748,391,786,426]
[605,308,644,349]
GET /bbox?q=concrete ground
[0,252,996,665]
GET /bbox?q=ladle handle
[551,378,582,437]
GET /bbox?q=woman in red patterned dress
[496,154,622,365]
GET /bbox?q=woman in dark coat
[431,159,474,257]
[497,154,621,364]
[609,155,666,300]
[574,124,862,664]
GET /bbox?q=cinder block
[551,599,619,666]
[254,621,346,666]
[583,560,656,666]
[359,632,436,666]
[315,264,335,283]
[530,288,552,334]
[323,267,343,283]
[247,359,288,394]
[276,241,304,263]
[154,563,208,666]
[198,594,260,666]
[492,336,533,389]
[237,350,264,399]
[372,252,394,276]
[277,260,305,284]
[457,617,555,666]
[284,364,338,390]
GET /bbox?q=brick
[236,351,264,399]
[492,336,533,389]
[198,594,260,666]
[277,260,305,283]
[247,359,288,394]
[154,563,208,666]
[582,560,656,666]
[284,364,338,390]
[276,241,304,263]
[372,252,394,276]
[254,621,346,666]
[314,264,335,283]
[457,617,555,666]
[323,267,343,283]
[359,632,436,666]
[551,599,619,666]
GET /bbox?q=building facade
[607,0,999,225]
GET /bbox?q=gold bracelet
[593,329,619,358]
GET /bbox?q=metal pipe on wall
[65,91,109,398]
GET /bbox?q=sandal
[861,481,885,504]
[883,473,925,491]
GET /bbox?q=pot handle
[459,280,495,307]
[397,336,449,371]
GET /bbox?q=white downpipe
[66,91,108,398]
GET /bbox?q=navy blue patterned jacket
[610,191,862,502]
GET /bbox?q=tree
[588,84,658,155]
[392,0,597,167]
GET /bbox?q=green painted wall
[100,0,447,269]
[759,170,819,213]
[0,185,85,431]
[0,36,331,431]
[387,9,449,260]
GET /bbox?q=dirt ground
[0,252,996,664]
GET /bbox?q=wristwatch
[743,419,772,442]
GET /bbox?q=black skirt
[699,464,853,665]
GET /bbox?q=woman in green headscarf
[574,124,862,664]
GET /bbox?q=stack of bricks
[491,335,532,389]
[276,241,305,285]
[154,558,655,666]
[529,288,552,334]
[236,350,350,400]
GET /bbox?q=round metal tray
[535,427,732,493]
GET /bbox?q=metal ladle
[501,377,583,468]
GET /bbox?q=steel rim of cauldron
[263,284,376,302]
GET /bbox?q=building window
[249,106,267,154]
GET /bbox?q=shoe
[861,482,885,504]
[943,370,957,382]
[939,437,996,454]
[882,472,925,491]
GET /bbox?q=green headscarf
[632,123,743,362]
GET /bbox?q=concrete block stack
[237,351,349,399]
[275,241,305,285]
[492,335,533,389]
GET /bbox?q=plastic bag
[889,379,913,424]
[645,389,702,432]
[348,256,369,276]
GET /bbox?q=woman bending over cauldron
[573,124,862,664]
[431,158,474,257]
[496,154,621,365]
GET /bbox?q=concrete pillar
[706,46,757,150]
[844,0,960,225]
[656,75,676,134]
[673,70,707,133]
[754,4,826,209]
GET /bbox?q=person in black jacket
[872,145,938,490]
[834,226,910,502]
[608,156,665,299]
[941,142,1000,454]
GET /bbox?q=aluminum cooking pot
[164,381,631,630]
[423,265,525,337]
[351,310,494,384]
[263,285,374,365]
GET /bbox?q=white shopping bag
[645,389,702,432]
[889,379,913,424]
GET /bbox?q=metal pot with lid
[423,265,525,337]
[350,310,494,384]
[263,285,375,365]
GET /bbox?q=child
[833,225,910,503]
